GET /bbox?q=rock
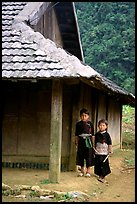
[39,189,52,196]
[15,194,26,198]
[2,183,12,190]
[68,191,89,199]
[31,185,41,191]
[40,195,54,200]
[53,190,66,196]
[15,185,31,190]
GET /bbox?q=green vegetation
[29,190,40,197]
[40,179,50,184]
[53,192,73,202]
[113,105,135,167]
[122,105,135,167]
[75,2,135,95]
[124,152,135,167]
[122,105,135,150]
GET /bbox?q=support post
[68,104,78,171]
[49,79,62,183]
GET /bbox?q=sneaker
[77,172,84,177]
[85,173,91,177]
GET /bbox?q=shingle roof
[2,2,135,106]
[2,2,99,78]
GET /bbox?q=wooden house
[2,2,135,182]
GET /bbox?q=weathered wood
[97,92,107,120]
[68,103,78,171]
[120,104,123,149]
[107,97,121,147]
[49,79,62,183]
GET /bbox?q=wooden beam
[120,104,123,149]
[61,33,77,40]
[49,79,62,183]
[68,103,78,171]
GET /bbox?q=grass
[40,179,50,184]
[53,192,73,202]
[122,105,135,149]
[121,105,135,167]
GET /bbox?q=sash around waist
[78,133,92,138]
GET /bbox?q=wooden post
[49,79,62,183]
[68,104,78,171]
[68,85,80,171]
[120,104,123,149]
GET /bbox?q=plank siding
[97,92,107,121]
[2,81,51,156]
[68,85,80,170]
[107,97,121,149]
[2,116,18,154]
[2,80,123,169]
[33,5,63,47]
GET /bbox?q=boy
[75,108,95,177]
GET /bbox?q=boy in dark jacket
[75,108,95,177]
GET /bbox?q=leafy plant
[53,192,73,202]
[29,190,39,197]
[40,179,50,184]
[122,105,135,149]
[124,158,135,167]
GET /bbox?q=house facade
[2,2,135,179]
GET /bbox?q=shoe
[97,177,107,183]
[85,173,91,177]
[77,172,84,177]
[77,166,81,172]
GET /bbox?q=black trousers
[76,146,95,168]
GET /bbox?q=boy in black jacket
[75,108,95,177]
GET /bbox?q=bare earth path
[2,149,135,202]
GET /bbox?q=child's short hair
[80,108,89,116]
[98,119,108,126]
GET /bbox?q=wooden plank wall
[33,4,63,47]
[2,81,51,162]
[68,84,80,170]
[97,92,107,122]
[2,80,123,168]
[2,80,73,168]
[107,97,122,149]
[79,83,94,123]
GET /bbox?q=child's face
[80,113,89,122]
[98,122,107,132]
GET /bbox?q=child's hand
[109,151,113,156]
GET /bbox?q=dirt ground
[2,149,135,202]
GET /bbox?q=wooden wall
[107,97,122,149]
[97,92,107,121]
[95,91,122,149]
[2,80,122,169]
[2,81,52,163]
[78,82,96,125]
[78,83,122,149]
[33,4,63,48]
[2,80,73,166]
